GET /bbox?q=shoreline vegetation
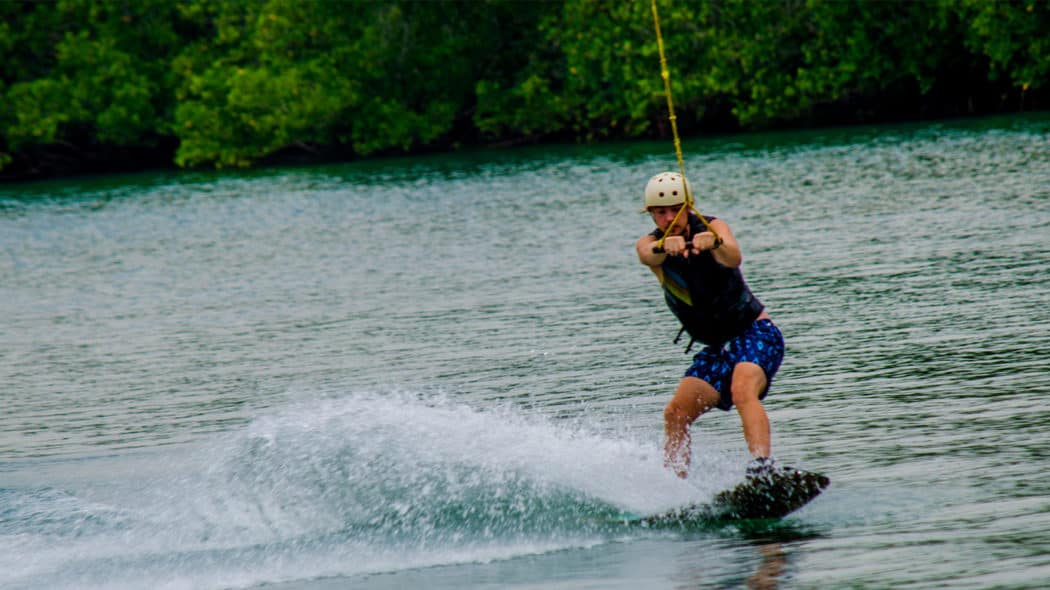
[2,0,1047,183]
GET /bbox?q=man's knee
[731,386,761,409]
[731,364,767,407]
[664,399,691,426]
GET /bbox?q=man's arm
[637,234,667,268]
[637,218,742,268]
[696,218,742,268]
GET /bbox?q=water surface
[2,114,1049,589]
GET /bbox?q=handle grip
[652,244,692,254]
[652,237,722,255]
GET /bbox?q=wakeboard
[638,466,829,525]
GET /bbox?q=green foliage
[728,0,963,125]
[2,0,179,150]
[171,0,511,166]
[1,0,1048,175]
[959,0,1050,89]
[545,1,661,138]
[342,1,479,155]
[472,2,566,139]
[171,0,361,167]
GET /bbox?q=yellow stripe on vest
[661,274,692,306]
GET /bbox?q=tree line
[2,0,1047,180]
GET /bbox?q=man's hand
[657,233,722,258]
[660,235,690,257]
[695,231,723,252]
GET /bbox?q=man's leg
[731,362,771,458]
[664,376,722,478]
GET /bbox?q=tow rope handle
[650,235,723,255]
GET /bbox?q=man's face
[649,205,687,235]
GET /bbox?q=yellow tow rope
[650,0,720,249]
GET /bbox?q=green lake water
[1,114,1048,589]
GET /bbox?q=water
[2,114,1049,589]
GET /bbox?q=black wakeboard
[637,466,829,525]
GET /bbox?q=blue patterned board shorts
[684,319,785,411]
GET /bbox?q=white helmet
[643,172,691,209]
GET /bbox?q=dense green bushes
[1,0,1047,178]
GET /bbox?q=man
[635,171,785,480]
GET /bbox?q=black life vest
[652,213,764,349]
